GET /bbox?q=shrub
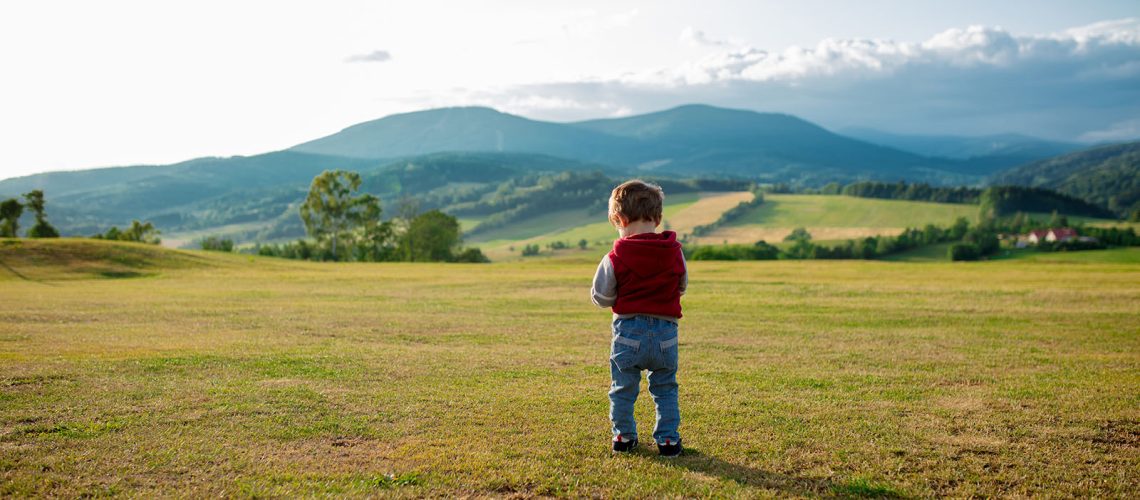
[452,247,490,263]
[949,243,981,261]
[199,236,234,252]
[689,243,778,261]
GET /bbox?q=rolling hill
[990,141,1140,217]
[293,104,978,183]
[3,104,1134,250]
[570,105,968,180]
[0,151,598,242]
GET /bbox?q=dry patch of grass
[664,191,754,236]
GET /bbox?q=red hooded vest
[609,230,685,319]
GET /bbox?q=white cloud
[680,27,730,48]
[1079,118,1140,142]
[345,50,392,63]
[460,18,1140,140]
[641,18,1140,85]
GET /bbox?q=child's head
[608,180,664,228]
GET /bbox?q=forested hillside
[990,141,1140,217]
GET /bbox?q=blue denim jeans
[609,315,680,445]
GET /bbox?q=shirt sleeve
[591,255,617,308]
[679,253,688,296]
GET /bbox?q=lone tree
[0,198,22,237]
[401,210,460,262]
[121,220,161,244]
[23,190,59,238]
[299,170,380,259]
[783,227,814,260]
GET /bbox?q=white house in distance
[1046,228,1079,242]
[1018,227,1084,247]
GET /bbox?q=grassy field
[468,192,709,261]
[696,195,981,245]
[1,239,1138,497]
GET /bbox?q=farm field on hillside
[697,194,980,244]
[469,192,714,260]
[1,240,1137,497]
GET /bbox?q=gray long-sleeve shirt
[591,253,687,322]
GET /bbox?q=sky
[1,0,1138,180]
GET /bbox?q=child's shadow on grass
[639,446,860,498]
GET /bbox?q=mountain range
[293,104,982,183]
[1,104,1133,242]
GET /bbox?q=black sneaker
[657,438,682,457]
[612,435,638,453]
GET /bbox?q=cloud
[345,50,392,63]
[1079,118,1140,142]
[451,18,1140,141]
[646,19,1140,86]
[680,27,731,48]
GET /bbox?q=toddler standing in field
[591,180,687,457]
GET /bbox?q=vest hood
[611,231,682,279]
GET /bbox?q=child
[591,180,687,457]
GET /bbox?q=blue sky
[1,0,1138,179]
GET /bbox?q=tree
[949,243,981,261]
[1047,210,1069,228]
[395,196,422,262]
[783,227,812,242]
[401,210,460,262]
[121,220,161,244]
[199,236,234,252]
[578,238,589,250]
[22,190,59,238]
[782,227,814,259]
[0,198,22,237]
[299,170,381,260]
[949,217,970,240]
[453,247,490,263]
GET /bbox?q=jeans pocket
[659,335,678,370]
[611,334,641,371]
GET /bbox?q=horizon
[2,0,1138,180]
[0,101,1116,183]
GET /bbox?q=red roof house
[1046,228,1078,242]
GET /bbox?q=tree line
[977,186,1116,219]
[688,213,1138,263]
[254,170,488,263]
[0,190,59,238]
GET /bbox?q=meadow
[1,239,1138,497]
[695,195,981,245]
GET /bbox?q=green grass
[994,247,1140,264]
[694,194,983,245]
[729,195,980,228]
[0,239,1137,497]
